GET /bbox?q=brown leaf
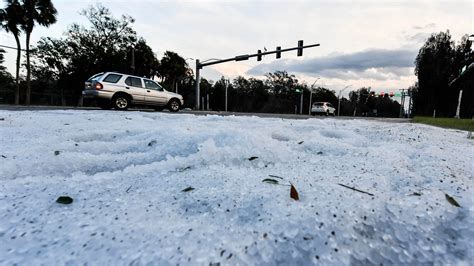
[290,183,299,201]
[445,194,460,207]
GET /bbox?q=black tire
[168,99,181,112]
[112,94,130,110]
[326,111,329,116]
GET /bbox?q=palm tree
[21,0,57,105]
[0,0,24,105]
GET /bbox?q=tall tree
[265,70,298,97]
[414,31,457,116]
[132,38,160,78]
[0,48,4,69]
[33,4,160,104]
[21,0,57,105]
[0,0,24,104]
[0,48,14,103]
[158,51,192,91]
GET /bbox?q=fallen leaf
[54,151,60,156]
[56,196,73,204]
[148,140,157,147]
[290,183,299,201]
[177,166,192,172]
[262,178,279,184]
[248,156,258,161]
[182,186,195,192]
[268,175,284,180]
[410,192,422,196]
[445,194,460,207]
[298,141,304,144]
[317,151,323,155]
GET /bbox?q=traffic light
[257,50,262,61]
[297,40,303,56]
[276,46,281,59]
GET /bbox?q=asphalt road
[0,104,411,123]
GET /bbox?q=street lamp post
[338,85,352,117]
[308,78,320,115]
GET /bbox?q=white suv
[83,72,184,112]
[311,102,336,116]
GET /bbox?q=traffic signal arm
[198,43,320,68]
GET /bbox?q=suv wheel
[113,95,130,110]
[168,99,181,112]
[326,111,329,116]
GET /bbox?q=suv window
[103,74,122,83]
[327,103,334,108]
[125,77,143,88]
[144,80,163,91]
[88,73,103,81]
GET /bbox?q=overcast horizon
[1,0,472,96]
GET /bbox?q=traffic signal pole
[195,59,200,110]
[194,41,320,110]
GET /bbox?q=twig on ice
[338,183,374,196]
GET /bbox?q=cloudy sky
[1,0,472,95]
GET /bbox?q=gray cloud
[247,48,417,80]
[413,23,436,30]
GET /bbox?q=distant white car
[311,102,336,116]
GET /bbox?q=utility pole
[299,92,303,114]
[225,79,229,112]
[308,78,320,115]
[399,89,405,118]
[195,41,320,111]
[195,59,200,110]
[131,47,135,75]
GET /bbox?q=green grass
[412,116,474,131]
